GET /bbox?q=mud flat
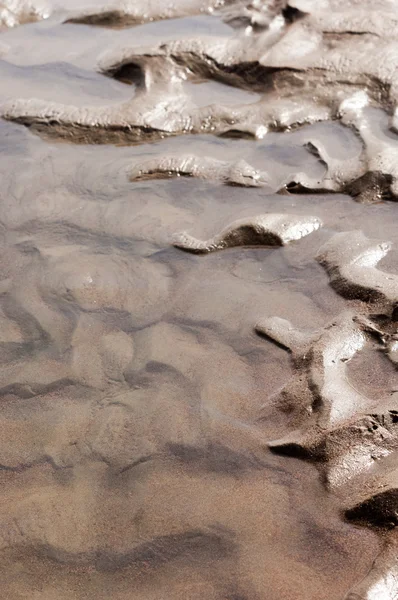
[0,0,398,598]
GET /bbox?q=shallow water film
[0,1,398,598]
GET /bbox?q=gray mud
[0,1,398,599]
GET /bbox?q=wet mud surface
[0,1,398,598]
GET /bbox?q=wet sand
[0,1,397,598]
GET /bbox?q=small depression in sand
[184,79,262,107]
